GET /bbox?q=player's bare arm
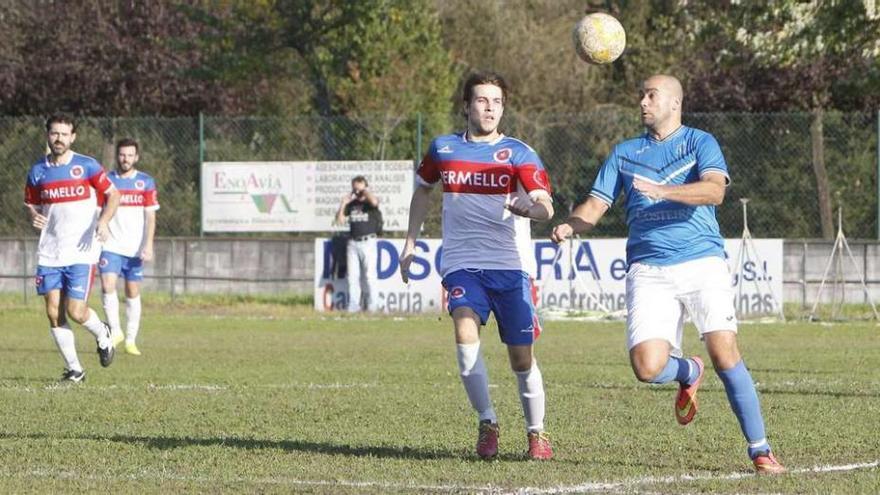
[505,195,554,221]
[633,172,726,206]
[25,204,48,230]
[551,196,609,243]
[400,185,432,283]
[141,209,156,261]
[96,188,121,242]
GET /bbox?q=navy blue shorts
[442,268,541,345]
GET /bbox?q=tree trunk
[810,108,834,238]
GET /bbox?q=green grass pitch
[0,295,878,493]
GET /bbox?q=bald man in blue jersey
[552,75,785,474]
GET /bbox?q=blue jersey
[590,126,729,266]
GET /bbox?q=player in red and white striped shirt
[399,72,555,460]
[24,114,121,382]
[99,138,160,356]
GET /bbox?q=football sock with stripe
[716,360,770,456]
[649,356,697,385]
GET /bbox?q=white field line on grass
[3,460,878,493]
[0,382,381,393]
[516,459,880,494]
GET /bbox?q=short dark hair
[462,71,508,104]
[116,137,139,154]
[352,175,368,187]
[45,113,77,133]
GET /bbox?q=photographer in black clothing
[335,175,381,312]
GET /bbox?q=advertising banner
[202,161,414,232]
[314,238,783,316]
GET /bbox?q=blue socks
[716,360,770,458]
[648,356,699,385]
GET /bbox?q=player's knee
[509,354,532,372]
[632,358,665,383]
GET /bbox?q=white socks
[102,292,122,334]
[82,308,111,349]
[456,342,496,424]
[50,324,82,372]
[515,361,546,433]
[125,296,141,344]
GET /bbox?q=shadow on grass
[1,431,478,461]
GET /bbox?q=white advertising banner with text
[202,161,414,232]
[314,238,783,315]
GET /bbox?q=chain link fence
[1,112,877,239]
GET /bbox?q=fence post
[170,238,176,303]
[199,112,205,238]
[21,238,28,305]
[876,109,879,240]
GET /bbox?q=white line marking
[517,459,880,494]
[0,460,876,493]
[0,382,380,392]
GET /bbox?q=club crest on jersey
[449,286,466,299]
[69,165,84,178]
[493,148,512,163]
[134,180,146,190]
[532,170,547,189]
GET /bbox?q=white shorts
[626,256,737,356]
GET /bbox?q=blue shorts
[442,269,542,346]
[99,251,144,281]
[35,264,95,301]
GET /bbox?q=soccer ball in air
[572,12,626,65]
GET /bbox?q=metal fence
[2,112,877,239]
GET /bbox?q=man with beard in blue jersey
[552,75,785,474]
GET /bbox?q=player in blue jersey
[400,72,555,460]
[551,75,785,474]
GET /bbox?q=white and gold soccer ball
[572,12,626,65]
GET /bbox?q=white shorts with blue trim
[626,256,737,357]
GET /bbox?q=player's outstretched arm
[551,196,608,243]
[400,185,432,283]
[633,172,726,206]
[505,195,554,221]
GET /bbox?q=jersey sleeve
[24,168,41,206]
[513,146,552,201]
[87,161,115,194]
[416,140,441,187]
[589,146,623,206]
[696,133,730,184]
[145,177,160,211]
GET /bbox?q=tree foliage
[0,0,248,116]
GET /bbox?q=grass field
[0,294,878,494]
